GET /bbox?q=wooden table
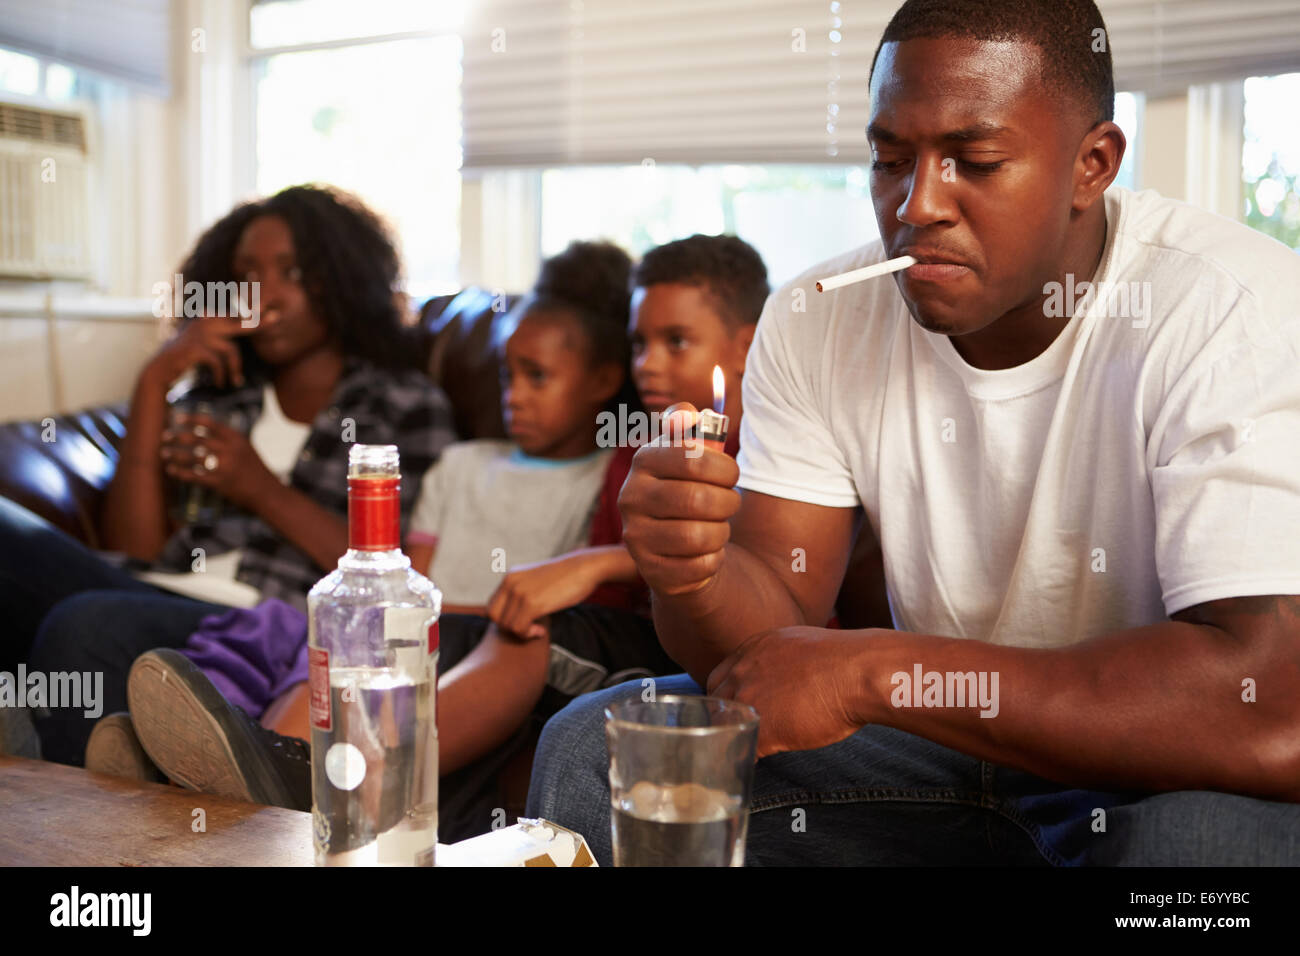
[0,754,312,866]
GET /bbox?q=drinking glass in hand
[166,400,244,527]
[605,695,759,867]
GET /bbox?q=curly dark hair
[632,234,769,328]
[870,0,1115,126]
[530,239,632,365]
[519,239,641,414]
[174,184,413,379]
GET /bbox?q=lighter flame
[712,365,725,415]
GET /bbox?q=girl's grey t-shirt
[408,439,614,606]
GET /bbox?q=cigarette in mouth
[815,255,918,293]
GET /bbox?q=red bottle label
[348,475,401,551]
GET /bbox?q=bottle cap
[348,444,399,478]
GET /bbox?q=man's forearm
[653,543,806,686]
[851,620,1300,801]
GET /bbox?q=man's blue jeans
[527,673,1300,866]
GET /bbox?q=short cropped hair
[633,234,769,328]
[869,0,1115,126]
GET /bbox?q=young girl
[406,239,636,613]
[3,185,455,767]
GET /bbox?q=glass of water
[605,695,760,867]
[166,400,245,527]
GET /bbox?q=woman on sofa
[0,184,456,765]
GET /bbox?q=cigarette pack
[436,818,598,867]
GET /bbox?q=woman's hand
[486,552,608,639]
[144,315,257,390]
[161,413,276,513]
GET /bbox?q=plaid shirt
[152,357,456,610]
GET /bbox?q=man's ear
[1073,120,1126,212]
[732,323,757,376]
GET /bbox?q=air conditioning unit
[0,100,92,280]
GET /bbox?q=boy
[426,234,770,838]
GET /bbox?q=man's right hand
[617,404,741,596]
[142,315,256,390]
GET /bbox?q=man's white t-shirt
[737,187,1300,648]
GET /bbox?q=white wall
[1139,82,1246,217]
[0,294,158,423]
[1141,94,1190,200]
[0,0,247,422]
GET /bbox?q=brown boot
[85,713,166,783]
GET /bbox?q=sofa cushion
[419,287,519,442]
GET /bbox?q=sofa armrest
[0,405,126,547]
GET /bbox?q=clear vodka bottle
[308,444,440,866]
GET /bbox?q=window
[0,47,39,96]
[1243,73,1300,251]
[540,93,1144,286]
[0,46,104,103]
[248,0,464,298]
[542,164,877,287]
[1112,91,1142,192]
[44,63,77,100]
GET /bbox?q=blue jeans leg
[529,673,1300,866]
[742,724,1043,866]
[527,673,1045,866]
[745,760,1300,866]
[976,757,1300,866]
[28,589,228,765]
[1078,789,1300,865]
[0,495,157,672]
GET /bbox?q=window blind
[1103,0,1300,98]
[0,0,171,93]
[462,0,884,167]
[461,0,1300,169]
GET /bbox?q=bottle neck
[347,474,401,552]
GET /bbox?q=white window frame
[1139,80,1247,221]
[1187,80,1246,220]
[233,5,505,292]
[460,169,542,292]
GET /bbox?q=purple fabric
[179,598,309,719]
